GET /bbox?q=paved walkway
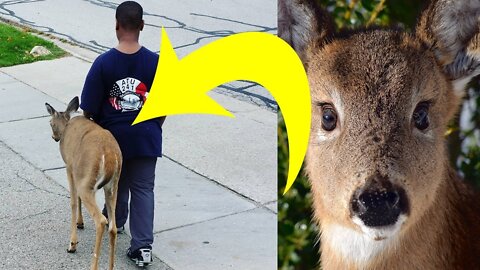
[0,0,278,112]
[0,1,277,269]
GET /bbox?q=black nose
[351,179,408,227]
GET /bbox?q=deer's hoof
[77,223,84,229]
[67,242,78,253]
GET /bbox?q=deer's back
[60,116,122,179]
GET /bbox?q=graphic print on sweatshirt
[109,77,148,112]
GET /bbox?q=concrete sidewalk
[0,40,276,270]
[0,0,278,112]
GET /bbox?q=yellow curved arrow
[134,28,311,194]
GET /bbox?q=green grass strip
[0,22,66,67]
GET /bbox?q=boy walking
[80,1,164,266]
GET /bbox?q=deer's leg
[67,168,78,253]
[104,178,118,270]
[77,197,84,229]
[80,189,107,270]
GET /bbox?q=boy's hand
[83,111,94,120]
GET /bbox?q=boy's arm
[158,116,166,127]
[80,58,105,122]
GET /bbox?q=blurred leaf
[361,0,375,11]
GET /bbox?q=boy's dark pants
[104,157,157,251]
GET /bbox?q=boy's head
[115,1,144,32]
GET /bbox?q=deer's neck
[320,167,480,269]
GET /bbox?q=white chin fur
[352,214,407,241]
[323,215,406,266]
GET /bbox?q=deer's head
[279,0,480,241]
[45,97,79,142]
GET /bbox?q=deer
[45,96,122,270]
[279,0,480,269]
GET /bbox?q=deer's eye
[321,104,337,131]
[413,102,430,130]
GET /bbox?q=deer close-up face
[305,30,454,241]
[280,0,480,268]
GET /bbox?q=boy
[80,1,164,266]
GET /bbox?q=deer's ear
[278,0,334,66]
[65,96,79,115]
[416,0,480,96]
[45,103,56,116]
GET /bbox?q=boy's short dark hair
[116,1,143,31]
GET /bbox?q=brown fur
[46,97,122,270]
[278,0,334,63]
[279,0,480,268]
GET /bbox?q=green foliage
[459,85,480,188]
[460,145,480,187]
[0,23,65,67]
[278,113,320,270]
[318,0,423,29]
[278,1,480,269]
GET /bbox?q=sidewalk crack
[162,154,275,213]
[152,206,272,235]
[14,208,53,222]
[15,172,68,198]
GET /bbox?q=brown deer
[279,0,480,269]
[45,96,122,270]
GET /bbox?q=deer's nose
[350,177,408,227]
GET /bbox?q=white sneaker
[127,247,153,267]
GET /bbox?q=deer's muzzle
[350,176,409,227]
